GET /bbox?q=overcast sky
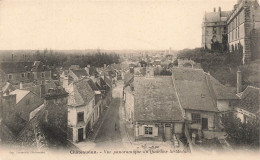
[0,0,237,50]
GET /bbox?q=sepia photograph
[0,0,259,160]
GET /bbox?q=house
[0,61,52,85]
[65,78,96,142]
[124,75,185,141]
[3,89,43,122]
[235,86,259,123]
[69,69,89,82]
[172,68,239,139]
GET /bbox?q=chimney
[237,70,242,93]
[104,64,106,69]
[214,8,216,12]
[40,80,45,98]
[63,76,69,89]
[218,7,221,13]
[20,82,23,89]
[11,54,14,62]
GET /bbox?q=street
[94,81,124,149]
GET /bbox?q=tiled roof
[16,109,48,149]
[134,76,184,122]
[68,78,95,107]
[238,86,260,114]
[207,74,239,100]
[70,69,89,78]
[9,89,30,104]
[0,121,15,143]
[87,78,99,91]
[31,61,51,72]
[172,68,218,112]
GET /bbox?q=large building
[202,0,260,64]
[202,7,231,51]
[227,0,260,63]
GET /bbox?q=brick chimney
[40,80,45,98]
[237,70,242,93]
[218,7,221,12]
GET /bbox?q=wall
[186,110,216,131]
[124,90,134,123]
[216,100,233,112]
[15,92,44,121]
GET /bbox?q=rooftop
[9,89,30,104]
[172,68,218,112]
[134,76,184,122]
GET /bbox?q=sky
[0,0,237,51]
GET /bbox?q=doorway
[78,128,84,142]
[202,118,208,130]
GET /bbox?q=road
[94,81,124,149]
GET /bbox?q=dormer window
[8,74,13,80]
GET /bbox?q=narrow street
[94,81,125,149]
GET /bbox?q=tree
[221,114,259,148]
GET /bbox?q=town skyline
[0,0,237,51]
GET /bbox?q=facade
[0,61,52,85]
[124,75,185,141]
[172,68,239,139]
[65,78,96,142]
[202,7,231,51]
[3,89,43,122]
[227,0,260,64]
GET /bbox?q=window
[26,99,30,105]
[191,113,201,124]
[77,112,84,122]
[21,73,25,78]
[27,73,30,79]
[41,72,45,78]
[144,126,153,135]
[8,74,13,80]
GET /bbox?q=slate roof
[134,76,184,122]
[204,11,231,23]
[68,78,95,107]
[103,75,112,88]
[172,68,218,112]
[237,86,260,114]
[0,62,34,73]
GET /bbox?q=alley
[94,81,124,149]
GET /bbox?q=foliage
[221,114,259,148]
[176,47,252,87]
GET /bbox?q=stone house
[3,89,43,122]
[0,61,52,85]
[65,78,96,142]
[172,68,239,138]
[124,75,184,141]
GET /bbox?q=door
[78,128,84,142]
[86,122,91,138]
[202,118,208,130]
[165,124,172,141]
